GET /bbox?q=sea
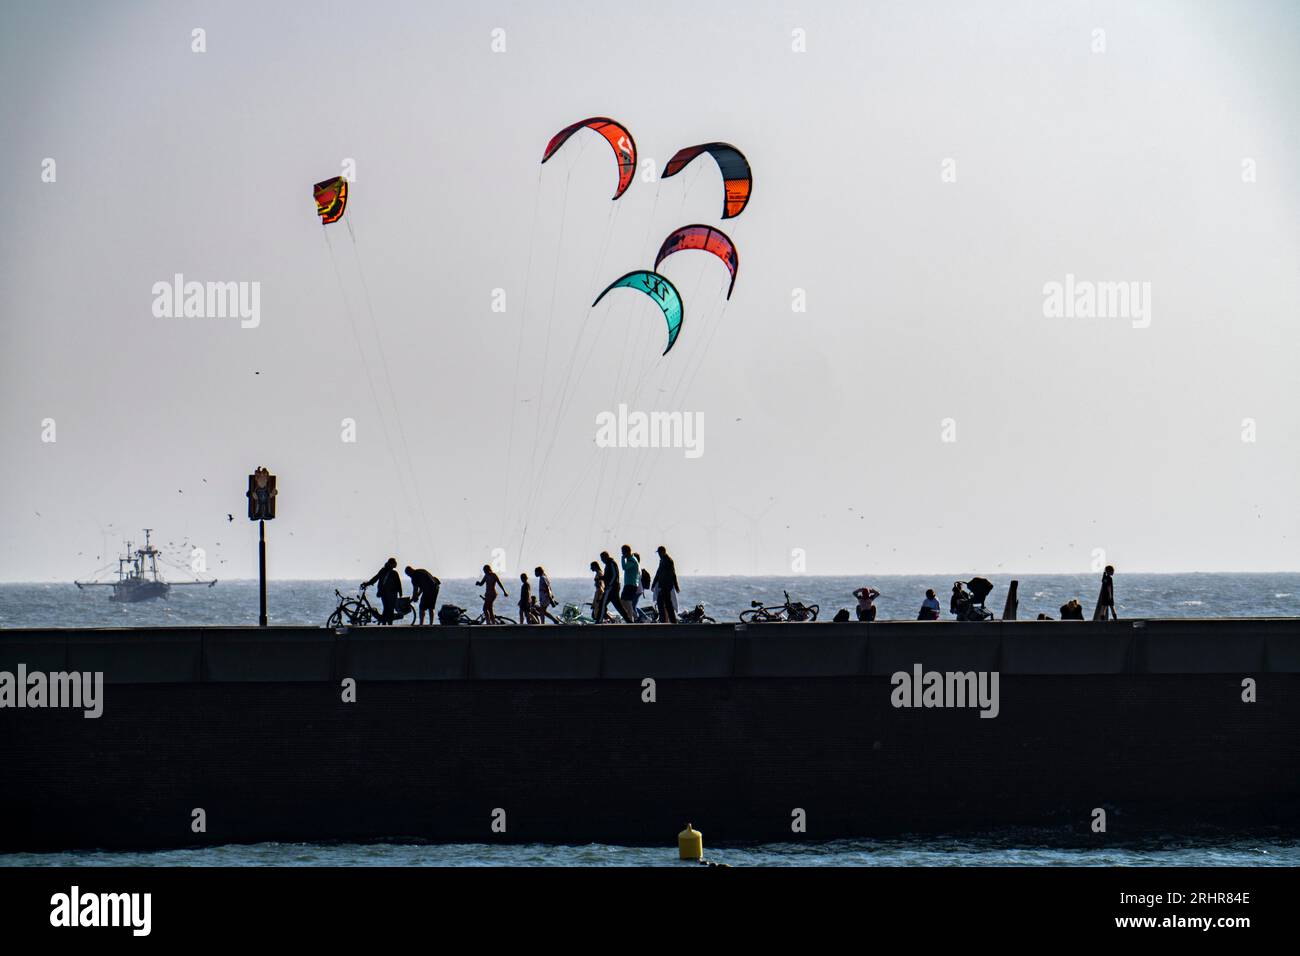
[3,572,1298,867]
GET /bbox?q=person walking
[1094,565,1118,620]
[363,558,402,625]
[652,546,679,623]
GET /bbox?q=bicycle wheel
[326,608,345,628]
[808,605,820,621]
[739,608,760,623]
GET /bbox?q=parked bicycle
[326,585,414,627]
[740,590,819,623]
[678,603,717,624]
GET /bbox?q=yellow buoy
[678,823,702,861]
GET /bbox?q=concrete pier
[1,618,1297,850]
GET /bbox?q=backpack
[438,604,465,626]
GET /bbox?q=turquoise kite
[592,270,684,355]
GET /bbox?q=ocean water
[3,573,1297,867]
[4,572,1299,629]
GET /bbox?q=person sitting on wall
[950,582,971,619]
[362,558,403,625]
[917,589,941,620]
[1059,599,1085,620]
[853,585,881,622]
[405,566,440,626]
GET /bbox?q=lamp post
[246,467,277,627]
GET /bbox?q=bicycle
[739,590,819,623]
[326,586,415,627]
[326,586,380,627]
[679,603,717,624]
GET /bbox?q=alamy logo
[595,403,703,459]
[151,273,261,328]
[1042,273,1151,328]
[50,886,151,936]
[890,663,1000,718]
[0,665,103,718]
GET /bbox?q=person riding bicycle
[476,564,507,624]
[405,566,440,625]
[362,558,403,625]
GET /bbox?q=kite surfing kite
[541,117,637,200]
[662,143,752,219]
[592,270,683,355]
[313,176,348,225]
[654,224,739,299]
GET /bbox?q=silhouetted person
[597,551,624,622]
[363,557,402,625]
[405,566,440,626]
[590,560,605,621]
[619,545,639,622]
[517,573,532,624]
[950,582,970,619]
[476,564,507,624]
[918,588,941,620]
[1060,598,1085,620]
[853,585,880,622]
[1095,565,1118,620]
[652,546,679,623]
[535,566,560,624]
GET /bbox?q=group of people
[361,560,442,625]
[589,545,680,623]
[359,546,681,626]
[848,566,1119,623]
[474,564,564,625]
[362,558,1118,626]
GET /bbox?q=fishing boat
[74,529,217,602]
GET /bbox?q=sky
[2,0,1299,581]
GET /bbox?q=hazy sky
[3,0,1299,581]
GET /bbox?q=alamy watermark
[0,665,104,718]
[595,403,703,459]
[50,886,150,936]
[152,273,261,328]
[891,663,1000,718]
[1042,273,1151,328]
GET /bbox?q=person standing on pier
[363,558,403,625]
[590,560,606,621]
[597,551,625,622]
[535,566,561,624]
[477,564,508,624]
[620,545,640,622]
[1094,565,1118,620]
[405,566,440,626]
[517,573,533,624]
[652,546,679,623]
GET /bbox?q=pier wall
[2,619,1298,849]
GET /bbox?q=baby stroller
[952,577,995,622]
